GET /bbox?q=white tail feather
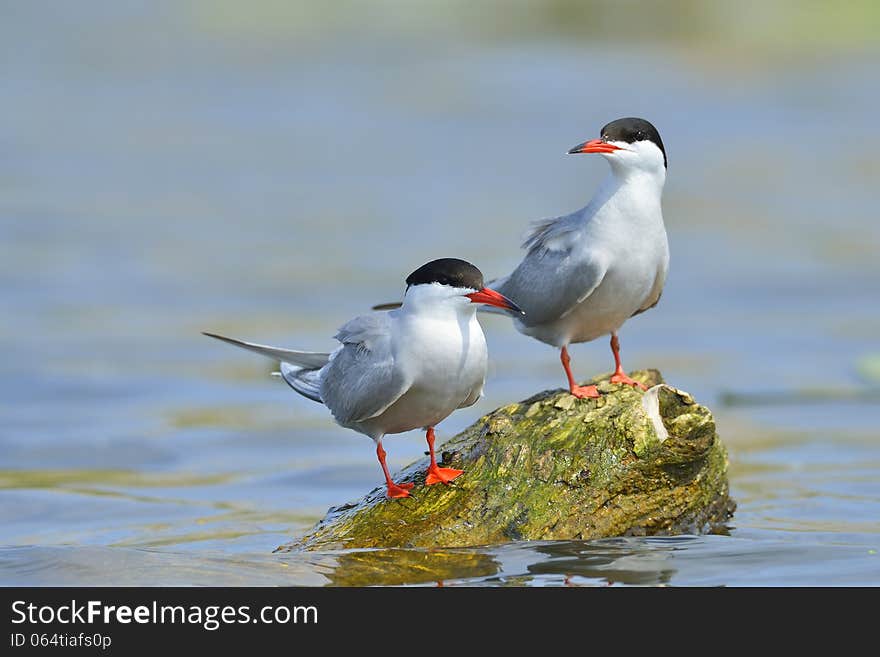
[279,362,323,403]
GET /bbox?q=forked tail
[202,331,329,403]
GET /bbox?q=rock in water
[277,370,735,551]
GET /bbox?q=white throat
[401,283,477,320]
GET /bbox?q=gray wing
[495,246,607,327]
[457,385,484,409]
[320,312,411,426]
[490,213,607,326]
[632,251,669,317]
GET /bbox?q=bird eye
[636,130,645,140]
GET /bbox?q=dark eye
[636,130,645,140]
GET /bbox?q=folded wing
[320,312,411,426]
[495,245,607,327]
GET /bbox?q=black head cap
[406,258,484,291]
[601,117,666,168]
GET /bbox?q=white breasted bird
[373,118,669,398]
[204,258,522,499]
[487,117,669,398]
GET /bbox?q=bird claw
[569,384,600,399]
[610,373,647,390]
[426,466,464,486]
[385,482,414,498]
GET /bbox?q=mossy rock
[277,370,735,551]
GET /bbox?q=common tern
[204,258,522,499]
[491,117,669,398]
[373,118,669,399]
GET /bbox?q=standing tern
[204,258,522,499]
[490,116,669,398]
[373,118,669,399]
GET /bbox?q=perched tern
[204,258,522,499]
[490,117,669,398]
[374,117,668,399]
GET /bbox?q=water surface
[2,2,879,586]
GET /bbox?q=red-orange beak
[567,138,622,155]
[466,287,524,315]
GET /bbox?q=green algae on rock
[277,370,734,552]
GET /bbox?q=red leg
[425,426,463,485]
[609,334,647,390]
[376,442,413,498]
[560,346,599,399]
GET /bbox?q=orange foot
[610,372,648,391]
[569,384,600,399]
[426,466,464,486]
[385,481,414,498]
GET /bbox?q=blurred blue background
[1,1,878,585]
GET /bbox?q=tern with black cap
[204,258,522,499]
[489,117,669,398]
